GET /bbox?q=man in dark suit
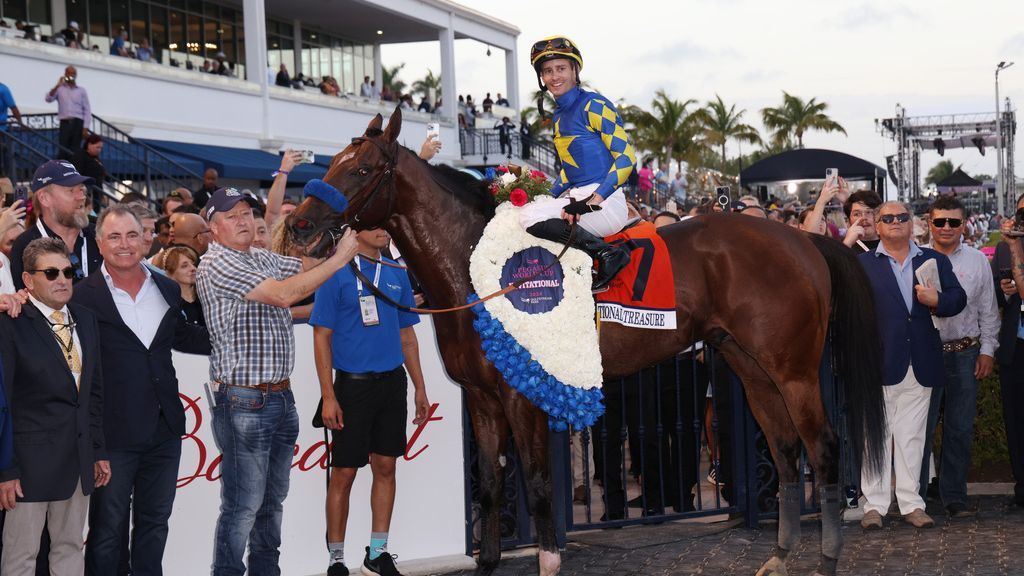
[73,205,210,576]
[0,237,109,576]
[857,201,966,531]
[994,195,1024,507]
[10,160,103,290]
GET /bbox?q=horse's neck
[388,163,486,308]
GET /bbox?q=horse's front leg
[503,389,560,576]
[466,389,510,576]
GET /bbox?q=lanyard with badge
[354,256,381,327]
[37,220,87,278]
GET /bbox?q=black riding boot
[526,218,630,291]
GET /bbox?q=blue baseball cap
[205,187,261,221]
[31,159,94,192]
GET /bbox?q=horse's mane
[404,147,497,220]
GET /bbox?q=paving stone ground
[440,495,1024,576]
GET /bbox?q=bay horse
[290,109,887,576]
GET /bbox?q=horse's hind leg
[465,388,511,576]
[504,391,560,576]
[718,342,802,576]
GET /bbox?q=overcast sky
[383,0,1023,183]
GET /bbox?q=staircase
[459,128,561,177]
[2,114,201,203]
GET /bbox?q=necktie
[50,310,82,386]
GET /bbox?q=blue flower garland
[469,294,605,431]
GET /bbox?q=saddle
[595,221,677,330]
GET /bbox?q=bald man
[169,213,210,257]
[193,169,218,209]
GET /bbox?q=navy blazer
[858,245,967,387]
[0,302,105,501]
[0,358,12,472]
[72,271,211,450]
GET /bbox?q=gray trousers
[2,481,89,576]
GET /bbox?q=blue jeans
[210,386,299,576]
[921,346,979,506]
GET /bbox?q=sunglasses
[879,213,911,224]
[28,266,76,280]
[931,217,963,228]
[532,38,573,55]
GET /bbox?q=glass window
[352,44,363,87]
[168,0,184,11]
[186,13,201,64]
[27,0,49,24]
[130,0,146,42]
[87,0,107,37]
[1,0,27,23]
[204,17,217,58]
[219,21,233,62]
[150,5,166,51]
[186,0,200,14]
[342,43,353,94]
[66,0,87,33]
[167,9,183,60]
[203,1,217,18]
[109,0,128,36]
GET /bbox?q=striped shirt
[196,242,302,386]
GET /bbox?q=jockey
[519,36,635,291]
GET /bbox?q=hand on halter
[328,228,359,267]
[561,194,602,224]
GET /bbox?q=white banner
[165,320,469,575]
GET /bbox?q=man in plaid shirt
[197,186,356,576]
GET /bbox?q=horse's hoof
[754,556,788,576]
[538,549,561,576]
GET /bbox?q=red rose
[496,165,509,173]
[489,183,499,195]
[531,170,546,180]
[509,188,528,207]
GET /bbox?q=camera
[715,186,731,209]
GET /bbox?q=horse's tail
[808,234,887,477]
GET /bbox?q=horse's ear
[366,114,384,134]
[383,107,403,143]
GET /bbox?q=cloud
[1002,33,1024,55]
[642,39,738,65]
[832,3,918,29]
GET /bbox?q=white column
[292,19,302,80]
[50,0,67,34]
[373,43,382,88]
[505,45,519,111]
[438,20,457,124]
[242,0,270,138]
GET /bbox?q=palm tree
[411,69,442,101]
[925,160,956,186]
[621,91,709,172]
[703,94,762,168]
[381,63,406,95]
[760,91,846,148]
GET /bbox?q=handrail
[458,128,561,177]
[20,113,201,199]
[0,124,121,205]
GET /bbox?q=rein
[350,224,578,315]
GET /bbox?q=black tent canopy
[740,148,887,192]
[935,168,982,191]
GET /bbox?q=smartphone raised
[298,150,315,164]
[426,122,440,143]
[825,168,839,186]
[1001,268,1014,281]
[13,185,28,206]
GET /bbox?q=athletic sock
[328,541,345,565]
[368,532,389,560]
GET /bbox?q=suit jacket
[858,245,967,388]
[0,358,12,472]
[72,270,211,451]
[0,302,105,501]
[991,242,1021,366]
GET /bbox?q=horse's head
[289,108,403,257]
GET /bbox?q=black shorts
[329,367,408,468]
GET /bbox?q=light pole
[996,61,1014,215]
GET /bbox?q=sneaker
[362,546,402,576]
[328,562,350,576]
[860,509,883,530]
[903,508,935,529]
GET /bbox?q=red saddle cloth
[595,221,677,329]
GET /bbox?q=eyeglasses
[28,266,76,280]
[931,217,963,228]
[878,213,911,224]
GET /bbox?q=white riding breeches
[518,183,628,238]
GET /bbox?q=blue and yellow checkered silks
[549,87,636,199]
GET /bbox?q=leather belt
[336,368,402,381]
[942,337,977,354]
[220,378,291,393]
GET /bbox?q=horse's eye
[358,168,369,177]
